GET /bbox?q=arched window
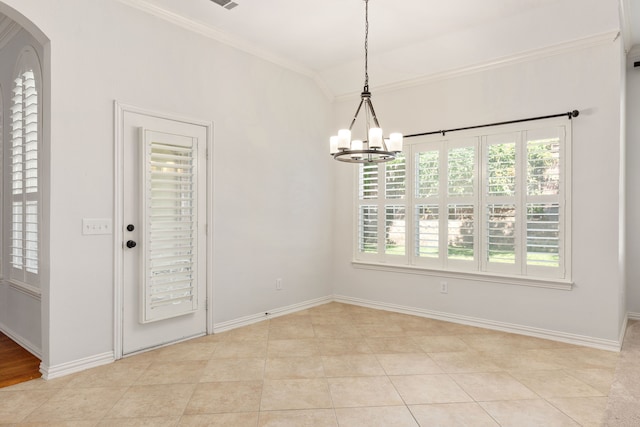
[8,46,41,287]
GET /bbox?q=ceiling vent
[211,0,239,10]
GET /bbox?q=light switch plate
[82,218,112,235]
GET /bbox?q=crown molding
[116,0,333,99]
[336,31,620,102]
[114,0,619,103]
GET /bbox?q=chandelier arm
[366,98,381,129]
[348,98,366,131]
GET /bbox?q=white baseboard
[38,296,332,380]
[40,352,114,380]
[0,321,41,359]
[334,294,622,352]
[33,295,632,381]
[212,295,333,334]
[619,315,629,351]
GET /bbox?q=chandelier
[330,0,403,163]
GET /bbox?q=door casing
[113,102,213,359]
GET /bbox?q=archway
[0,1,50,381]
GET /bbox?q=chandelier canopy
[330,0,403,164]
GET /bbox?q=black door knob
[126,240,137,248]
[126,224,135,232]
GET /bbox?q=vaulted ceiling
[130,0,630,97]
[1,1,637,97]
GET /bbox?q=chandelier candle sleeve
[351,139,363,159]
[388,133,403,152]
[369,128,383,149]
[338,129,351,150]
[330,136,339,154]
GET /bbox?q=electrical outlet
[440,281,448,294]
[276,278,283,290]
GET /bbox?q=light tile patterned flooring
[0,302,620,426]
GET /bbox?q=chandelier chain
[364,0,369,90]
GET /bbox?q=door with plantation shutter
[121,112,208,355]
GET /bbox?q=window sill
[2,279,42,299]
[352,261,573,291]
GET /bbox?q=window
[5,47,41,287]
[141,130,199,323]
[355,119,571,281]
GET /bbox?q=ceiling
[2,0,636,97]
[138,0,628,97]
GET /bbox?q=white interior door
[120,110,208,356]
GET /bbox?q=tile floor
[0,302,620,426]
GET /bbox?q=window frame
[3,46,42,290]
[352,118,572,289]
[0,83,3,281]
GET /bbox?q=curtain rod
[404,110,579,139]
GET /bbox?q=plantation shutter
[524,126,564,278]
[483,133,518,274]
[352,119,569,282]
[10,69,38,284]
[414,146,441,264]
[384,154,407,257]
[357,163,380,257]
[445,139,477,268]
[140,129,199,323]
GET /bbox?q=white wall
[332,39,626,344]
[0,0,333,371]
[0,0,629,374]
[0,28,44,356]
[626,46,640,316]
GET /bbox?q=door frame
[113,101,214,359]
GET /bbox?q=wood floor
[0,331,41,388]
